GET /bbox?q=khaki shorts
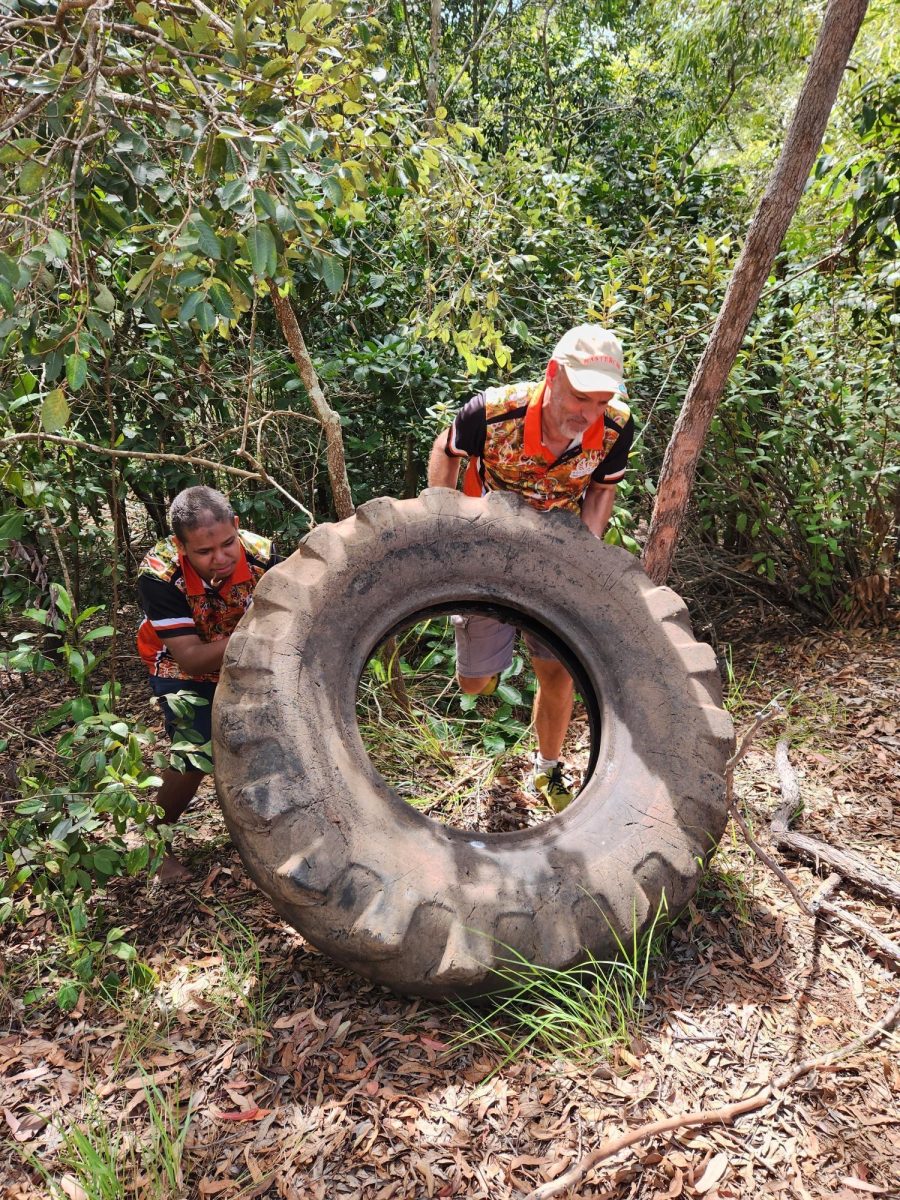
[451,613,559,678]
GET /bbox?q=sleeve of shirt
[137,575,197,640]
[445,392,487,458]
[591,415,635,485]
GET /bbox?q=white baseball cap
[551,325,624,394]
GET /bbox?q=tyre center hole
[357,608,598,834]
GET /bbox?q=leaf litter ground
[1,617,898,1199]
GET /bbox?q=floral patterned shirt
[136,530,278,682]
[444,380,633,513]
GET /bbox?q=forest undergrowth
[1,599,897,1200]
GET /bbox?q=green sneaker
[529,762,574,813]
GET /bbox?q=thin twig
[3,432,261,480]
[772,738,900,905]
[104,349,119,710]
[181,0,231,36]
[817,898,900,964]
[40,504,74,603]
[444,0,505,102]
[398,0,428,101]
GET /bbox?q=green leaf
[52,584,73,620]
[298,2,332,32]
[175,269,206,290]
[92,847,121,877]
[195,301,216,332]
[40,388,69,433]
[86,313,113,340]
[253,190,278,220]
[208,282,236,319]
[65,353,87,391]
[94,283,116,313]
[217,178,250,210]
[0,137,40,164]
[69,695,93,722]
[0,509,26,542]
[82,625,114,642]
[124,845,150,874]
[496,682,523,705]
[320,254,344,295]
[246,224,276,279]
[92,198,128,232]
[56,982,81,1012]
[18,161,45,195]
[322,175,344,206]
[192,218,221,260]
[233,12,248,61]
[178,291,204,324]
[47,229,68,260]
[0,252,19,286]
[0,280,13,312]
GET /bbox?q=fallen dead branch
[524,992,900,1200]
[771,737,900,966]
[772,738,900,906]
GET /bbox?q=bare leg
[153,768,204,883]
[531,658,574,761]
[458,673,497,694]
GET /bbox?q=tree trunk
[269,286,355,522]
[427,0,441,118]
[641,0,869,586]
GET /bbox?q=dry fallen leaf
[420,1036,448,1051]
[198,1180,233,1197]
[667,1166,685,1197]
[214,1106,273,1122]
[838,1178,887,1195]
[694,1151,729,1194]
[59,1177,89,1200]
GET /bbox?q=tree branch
[268,285,355,521]
[1,432,311,519]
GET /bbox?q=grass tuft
[34,1077,194,1200]
[451,899,669,1070]
[211,906,283,1055]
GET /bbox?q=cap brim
[561,364,621,395]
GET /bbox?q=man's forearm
[581,485,616,538]
[168,635,230,675]
[427,430,462,488]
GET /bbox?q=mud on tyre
[213,489,734,997]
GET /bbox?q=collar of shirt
[180,542,252,597]
[522,382,606,464]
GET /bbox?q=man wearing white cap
[427,325,634,812]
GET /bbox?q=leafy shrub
[1,586,165,1007]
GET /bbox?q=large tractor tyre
[213,489,734,998]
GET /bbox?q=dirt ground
[1,610,898,1199]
